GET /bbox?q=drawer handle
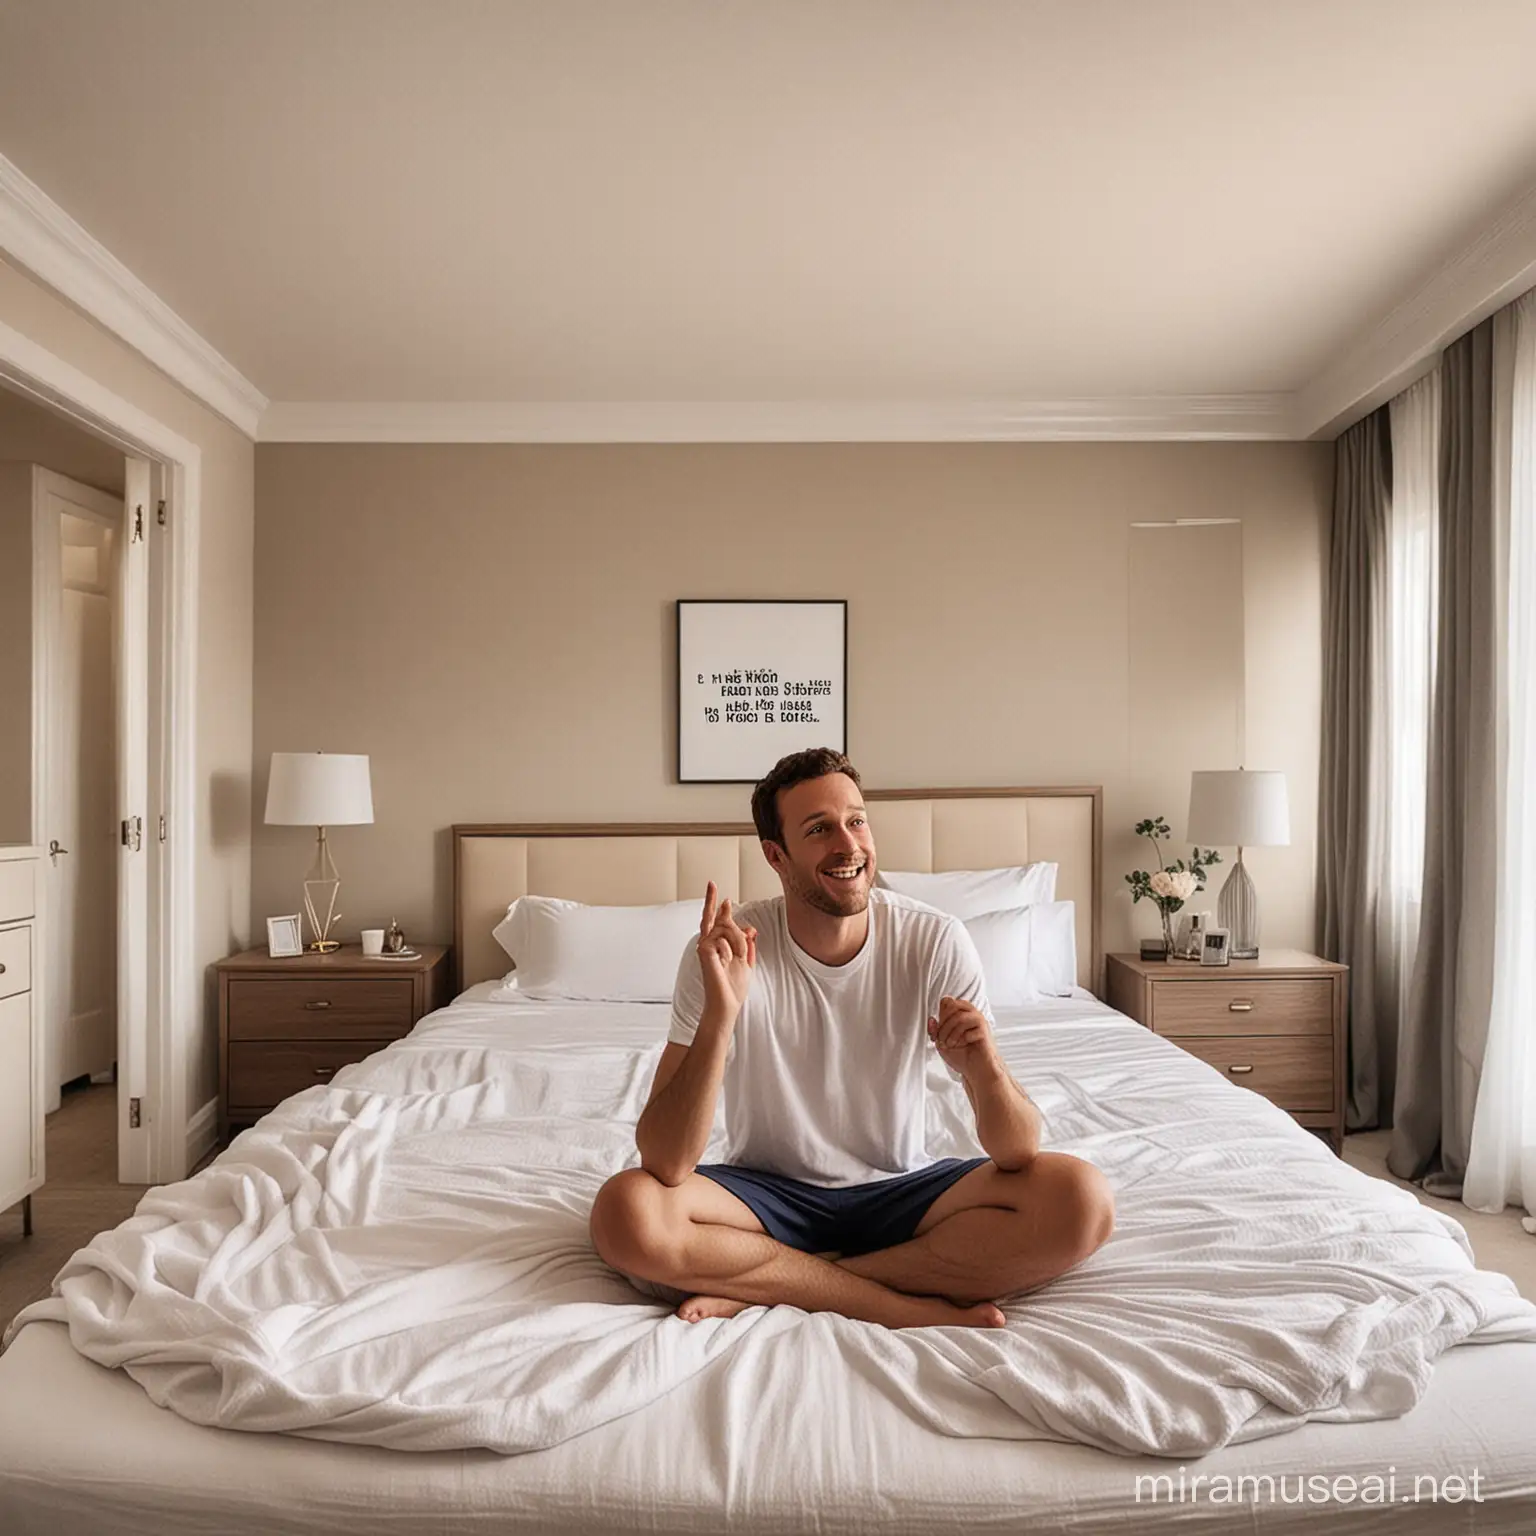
[1228,1064,1255,1075]
[313,1066,336,1079]
[0,962,5,975]
[304,1000,332,1010]
[1228,1000,1255,1012]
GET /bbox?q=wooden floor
[0,1082,146,1338]
[2,1092,1532,1341]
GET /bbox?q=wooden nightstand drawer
[217,944,451,1141]
[0,924,29,1001]
[1150,978,1333,1037]
[1174,1034,1333,1112]
[227,1039,397,1109]
[227,977,415,1039]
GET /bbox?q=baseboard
[185,1097,219,1173]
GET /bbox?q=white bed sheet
[2,988,1535,1536]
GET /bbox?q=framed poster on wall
[677,600,847,783]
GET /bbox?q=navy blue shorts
[696,1157,989,1256]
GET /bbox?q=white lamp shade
[1186,770,1290,848]
[264,752,374,826]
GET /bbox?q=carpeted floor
[1343,1128,1536,1299]
[0,1082,146,1338]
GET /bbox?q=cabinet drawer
[0,992,35,1195]
[227,1039,395,1109]
[1174,1034,1333,1112]
[0,923,29,1001]
[1150,978,1333,1037]
[227,977,414,1039]
[0,861,34,924]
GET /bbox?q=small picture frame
[1200,927,1231,967]
[266,914,303,958]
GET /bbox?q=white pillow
[963,900,1078,1002]
[876,863,1056,920]
[961,908,1040,1006]
[490,896,699,1002]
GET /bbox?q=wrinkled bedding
[9,990,1534,1459]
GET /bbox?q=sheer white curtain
[1381,372,1440,1080]
[1465,287,1536,1225]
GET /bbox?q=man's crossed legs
[590,1153,1114,1329]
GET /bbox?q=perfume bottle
[384,917,406,954]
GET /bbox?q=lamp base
[301,827,343,952]
[1217,850,1260,959]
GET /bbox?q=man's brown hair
[751,748,863,848]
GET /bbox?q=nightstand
[216,943,451,1142]
[1105,949,1348,1153]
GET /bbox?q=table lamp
[1185,769,1289,960]
[264,752,374,952]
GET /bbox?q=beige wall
[253,442,1332,974]
[0,254,255,1122]
[0,384,125,494]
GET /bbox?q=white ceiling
[2,0,1536,436]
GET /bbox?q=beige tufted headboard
[453,786,1103,996]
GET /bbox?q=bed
[2,789,1534,1536]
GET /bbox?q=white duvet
[8,991,1536,1459]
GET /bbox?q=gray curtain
[1390,319,1502,1192]
[1317,409,1392,1128]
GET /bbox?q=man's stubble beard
[782,859,873,919]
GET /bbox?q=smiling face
[763,772,878,918]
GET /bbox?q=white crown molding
[259,394,1301,444]
[0,152,267,438]
[1298,179,1536,440]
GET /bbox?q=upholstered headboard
[453,786,1103,995]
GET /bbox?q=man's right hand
[697,881,756,1021]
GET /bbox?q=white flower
[1149,868,1200,902]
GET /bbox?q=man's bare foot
[675,1293,1006,1328]
[937,1300,1007,1329]
[677,1294,754,1323]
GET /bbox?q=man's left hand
[927,996,1003,1081]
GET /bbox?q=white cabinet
[0,847,42,1233]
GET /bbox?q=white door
[33,462,151,1180]
[51,509,118,1093]
[34,472,121,1114]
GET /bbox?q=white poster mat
[677,601,847,782]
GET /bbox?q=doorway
[0,359,181,1185]
[0,316,200,1189]
[0,379,146,1191]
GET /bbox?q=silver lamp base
[1216,849,1260,960]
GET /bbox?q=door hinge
[158,814,167,843]
[129,1097,142,1129]
[156,498,166,527]
[121,815,143,851]
[132,504,144,542]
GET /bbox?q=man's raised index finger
[700,881,718,935]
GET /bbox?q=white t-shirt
[667,888,992,1187]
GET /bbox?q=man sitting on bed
[589,748,1114,1329]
